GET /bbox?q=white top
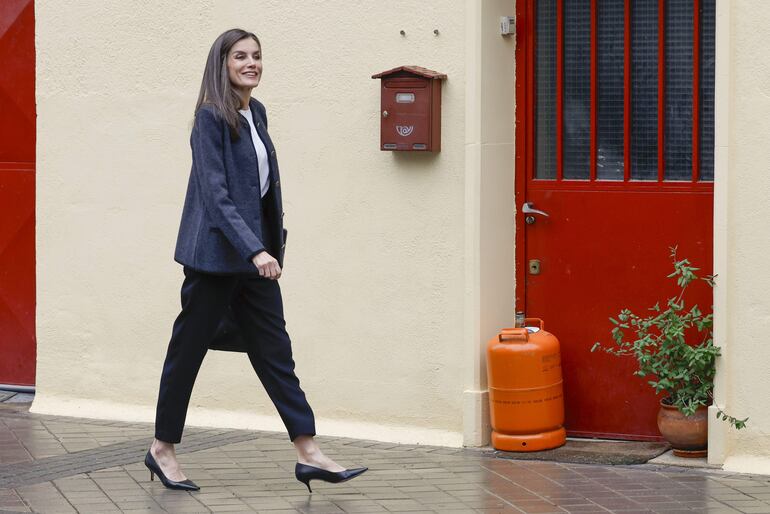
[238,108,270,198]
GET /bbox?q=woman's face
[227,37,262,92]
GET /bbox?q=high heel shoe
[294,462,368,493]
[145,450,200,491]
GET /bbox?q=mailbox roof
[371,66,447,80]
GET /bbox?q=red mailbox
[371,66,447,152]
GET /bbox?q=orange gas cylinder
[486,318,566,452]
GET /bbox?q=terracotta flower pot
[657,401,708,458]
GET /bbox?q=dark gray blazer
[174,98,285,274]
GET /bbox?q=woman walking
[145,28,367,493]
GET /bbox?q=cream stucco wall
[462,0,517,446]
[711,0,770,474]
[34,1,517,447]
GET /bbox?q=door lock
[528,259,541,275]
[522,202,549,226]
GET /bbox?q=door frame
[0,0,36,387]
[514,0,533,313]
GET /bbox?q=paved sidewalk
[1,402,769,513]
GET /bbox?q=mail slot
[371,66,447,152]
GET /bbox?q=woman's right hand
[252,251,282,279]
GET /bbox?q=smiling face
[227,37,262,93]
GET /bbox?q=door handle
[522,202,549,217]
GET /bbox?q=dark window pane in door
[664,0,693,180]
[563,0,591,180]
[536,0,558,180]
[597,0,625,180]
[630,0,658,180]
[700,0,715,181]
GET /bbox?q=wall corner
[463,390,490,447]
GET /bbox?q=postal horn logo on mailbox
[396,125,414,137]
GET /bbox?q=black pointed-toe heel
[294,463,368,493]
[145,450,200,491]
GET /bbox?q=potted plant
[592,247,747,457]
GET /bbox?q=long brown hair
[195,29,261,138]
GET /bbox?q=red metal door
[0,0,36,386]
[515,0,714,439]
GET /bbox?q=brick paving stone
[509,500,565,513]
[0,490,30,512]
[335,505,389,513]
[557,505,609,513]
[1,408,770,513]
[375,498,431,511]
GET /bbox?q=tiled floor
[1,403,769,513]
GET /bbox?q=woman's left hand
[252,251,282,280]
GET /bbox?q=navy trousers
[154,265,316,444]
